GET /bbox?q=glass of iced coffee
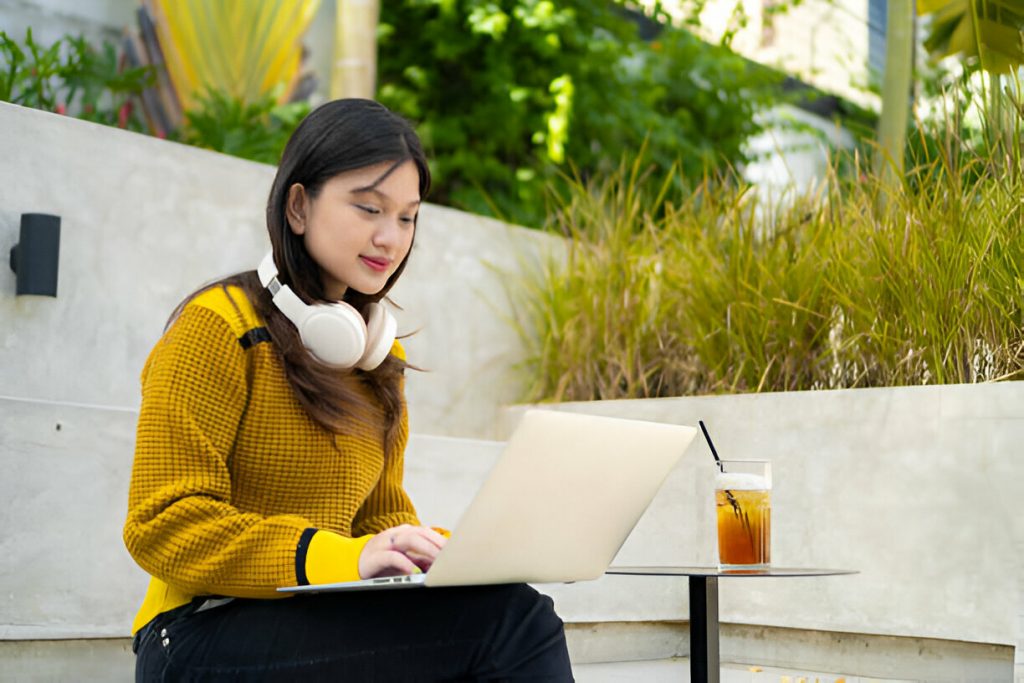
[715,460,771,570]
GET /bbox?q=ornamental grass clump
[513,124,1023,402]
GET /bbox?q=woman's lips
[360,256,390,272]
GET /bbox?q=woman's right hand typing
[358,524,448,578]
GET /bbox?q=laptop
[278,409,697,593]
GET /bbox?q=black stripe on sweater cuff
[295,528,318,586]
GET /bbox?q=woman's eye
[357,205,381,215]
[400,215,416,224]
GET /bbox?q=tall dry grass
[510,125,1023,402]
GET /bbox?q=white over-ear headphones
[257,251,397,370]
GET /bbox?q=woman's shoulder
[390,338,406,362]
[142,285,263,384]
[187,284,265,340]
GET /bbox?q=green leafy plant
[377,1,785,228]
[510,113,1023,402]
[1,26,312,164]
[0,28,153,131]
[179,88,311,165]
[917,1,1024,166]
[920,0,1024,75]
[1,28,64,109]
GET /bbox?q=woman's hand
[358,524,448,579]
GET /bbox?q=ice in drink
[715,470,771,569]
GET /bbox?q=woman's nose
[372,218,403,248]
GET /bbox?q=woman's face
[287,160,420,300]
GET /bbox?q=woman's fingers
[359,525,449,578]
[423,526,449,548]
[359,537,418,578]
[396,535,442,570]
[372,549,422,577]
[390,526,446,569]
[389,525,446,551]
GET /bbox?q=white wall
[0,396,502,639]
[3,385,1019,679]
[0,102,559,438]
[0,0,135,49]
[502,382,1024,653]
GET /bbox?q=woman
[124,98,573,681]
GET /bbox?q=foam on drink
[715,472,769,491]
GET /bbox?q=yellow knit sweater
[123,285,418,634]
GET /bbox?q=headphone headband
[257,251,279,290]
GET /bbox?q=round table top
[606,566,858,578]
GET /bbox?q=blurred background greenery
[376,1,786,227]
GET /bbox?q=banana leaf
[148,0,321,112]
[918,0,1024,74]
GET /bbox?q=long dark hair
[173,99,430,451]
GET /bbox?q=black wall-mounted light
[9,213,61,297]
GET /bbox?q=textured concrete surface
[0,102,562,440]
[503,382,1024,649]
[3,387,1020,661]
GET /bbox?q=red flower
[54,103,66,115]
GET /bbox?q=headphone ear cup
[299,301,368,368]
[357,303,398,371]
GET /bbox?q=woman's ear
[285,183,308,235]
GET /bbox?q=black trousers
[134,583,574,682]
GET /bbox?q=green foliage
[919,0,1024,75]
[0,28,153,131]
[180,88,311,165]
[917,2,1024,163]
[377,0,785,227]
[510,117,1024,401]
[1,28,308,166]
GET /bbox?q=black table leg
[689,576,719,683]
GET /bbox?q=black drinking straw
[698,420,726,473]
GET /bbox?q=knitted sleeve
[123,305,363,597]
[352,343,420,535]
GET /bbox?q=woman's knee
[507,584,563,629]
[472,585,571,679]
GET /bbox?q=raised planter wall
[3,388,1018,679]
[504,384,1024,678]
[0,102,559,440]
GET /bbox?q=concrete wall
[502,383,1024,677]
[2,388,1018,679]
[0,0,136,51]
[0,101,560,438]
[0,398,502,640]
